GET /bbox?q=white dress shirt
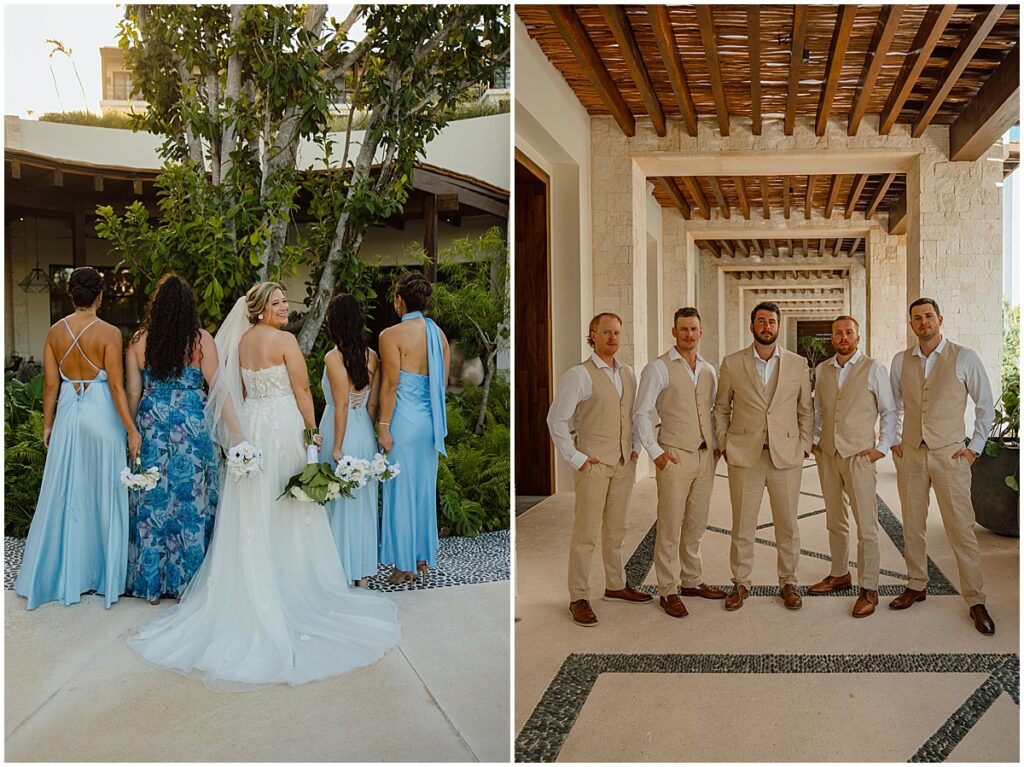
[753,344,781,386]
[889,336,995,455]
[546,352,642,470]
[812,348,899,454]
[634,348,718,460]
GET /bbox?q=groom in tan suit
[715,302,814,611]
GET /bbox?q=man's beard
[752,330,777,346]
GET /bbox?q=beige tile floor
[514,458,1019,762]
[6,581,510,762]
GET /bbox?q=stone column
[850,253,866,328]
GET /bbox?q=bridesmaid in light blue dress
[319,294,382,586]
[377,273,449,585]
[15,267,142,610]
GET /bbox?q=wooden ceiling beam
[802,238,809,258]
[818,237,826,257]
[805,175,817,220]
[784,5,808,136]
[770,239,780,258]
[816,4,858,136]
[878,5,957,135]
[548,5,636,137]
[848,237,863,257]
[782,175,791,219]
[865,173,897,219]
[844,174,869,219]
[695,5,730,136]
[787,239,794,258]
[658,177,691,220]
[708,176,730,219]
[647,5,699,136]
[824,174,843,219]
[912,6,1008,138]
[759,177,770,219]
[719,239,735,257]
[848,6,903,135]
[748,6,762,136]
[735,239,749,257]
[602,5,667,137]
[703,239,722,258]
[750,238,762,257]
[681,177,711,219]
[734,176,751,220]
[888,189,907,235]
[950,43,1020,161]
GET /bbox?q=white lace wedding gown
[128,364,401,688]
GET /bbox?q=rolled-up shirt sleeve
[633,359,667,460]
[959,349,995,454]
[546,366,590,470]
[869,360,899,454]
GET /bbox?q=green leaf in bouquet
[299,463,321,483]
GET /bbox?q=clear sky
[3,4,356,118]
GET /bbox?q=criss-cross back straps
[58,317,102,381]
[349,388,370,409]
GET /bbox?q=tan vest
[575,358,635,464]
[655,353,714,451]
[817,355,878,458]
[900,341,967,450]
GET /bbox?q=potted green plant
[972,367,1019,536]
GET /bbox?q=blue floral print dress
[127,366,219,599]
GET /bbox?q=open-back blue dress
[15,318,129,609]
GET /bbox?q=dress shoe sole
[852,608,876,618]
[679,589,727,600]
[888,594,926,610]
[783,602,802,610]
[568,608,598,627]
[602,595,653,603]
[724,601,744,611]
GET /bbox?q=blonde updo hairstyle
[245,281,285,325]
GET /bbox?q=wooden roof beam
[548,6,636,137]
[845,174,868,219]
[695,5,730,136]
[748,6,762,136]
[816,4,857,136]
[708,176,730,219]
[912,6,1008,138]
[782,175,791,219]
[703,239,723,258]
[784,5,808,136]
[647,5,699,136]
[602,5,667,137]
[824,175,843,219]
[805,175,817,220]
[888,189,907,235]
[848,237,863,257]
[848,6,903,135]
[734,176,751,220]
[759,177,770,219]
[865,173,897,219]
[818,237,826,257]
[878,5,957,135]
[950,43,1020,161]
[719,240,735,257]
[681,177,711,219]
[658,177,691,220]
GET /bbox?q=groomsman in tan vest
[546,312,652,627]
[634,307,727,619]
[808,316,898,617]
[715,302,814,611]
[889,298,996,635]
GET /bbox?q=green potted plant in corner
[972,305,1020,536]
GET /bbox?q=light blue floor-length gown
[15,318,129,609]
[379,311,447,572]
[319,369,379,582]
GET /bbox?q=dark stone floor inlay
[515,653,1020,763]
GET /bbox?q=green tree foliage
[5,374,47,537]
[94,4,509,343]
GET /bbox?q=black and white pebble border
[515,652,1020,763]
[5,530,509,594]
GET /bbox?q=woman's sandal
[387,569,414,585]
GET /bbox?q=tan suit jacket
[715,344,814,469]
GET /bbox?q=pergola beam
[602,5,667,137]
[708,176,730,219]
[824,174,843,219]
[845,174,868,219]
[658,177,691,219]
[782,175,791,219]
[848,5,903,135]
[695,5,730,136]
[681,177,711,219]
[865,173,896,219]
[734,176,751,220]
[748,5,761,135]
[647,5,699,136]
[805,175,817,220]
[888,189,907,235]
[816,4,857,136]
[548,5,636,137]
[759,177,770,219]
[950,43,1020,161]
[784,5,808,136]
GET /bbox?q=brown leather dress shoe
[603,585,653,603]
[780,584,802,610]
[808,572,852,594]
[679,583,727,600]
[888,588,927,610]
[569,599,598,626]
[852,588,878,617]
[724,584,748,611]
[659,594,688,618]
[969,604,995,635]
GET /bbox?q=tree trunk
[475,347,497,434]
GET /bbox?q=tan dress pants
[654,447,715,596]
[727,450,802,589]
[568,458,636,602]
[816,451,881,590]
[894,442,985,606]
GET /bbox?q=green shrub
[5,373,47,537]
[38,110,138,130]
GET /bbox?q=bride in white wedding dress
[128,283,400,688]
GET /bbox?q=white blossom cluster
[227,441,263,480]
[120,464,160,492]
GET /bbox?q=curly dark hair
[68,267,105,307]
[133,274,201,380]
[326,294,370,392]
[395,272,432,313]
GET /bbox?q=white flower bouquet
[279,463,345,505]
[121,459,160,492]
[335,455,374,489]
[226,441,263,480]
[369,452,400,482]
